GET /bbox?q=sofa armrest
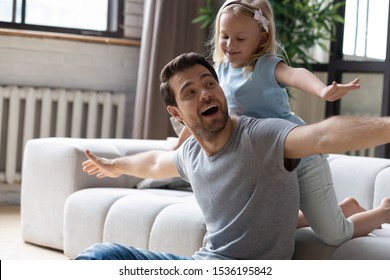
[328,154,390,210]
[21,137,170,251]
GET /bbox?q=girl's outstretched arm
[275,62,360,101]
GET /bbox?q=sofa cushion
[103,193,190,249]
[293,228,338,259]
[64,187,196,258]
[136,177,192,191]
[149,197,206,256]
[63,188,140,257]
[331,236,390,259]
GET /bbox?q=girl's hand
[320,78,360,101]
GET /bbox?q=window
[340,0,388,121]
[343,0,389,60]
[0,0,123,37]
[325,0,390,157]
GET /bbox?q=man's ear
[167,106,183,122]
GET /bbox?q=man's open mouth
[201,105,218,116]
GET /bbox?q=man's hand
[82,149,121,179]
[320,78,360,101]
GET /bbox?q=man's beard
[189,109,229,141]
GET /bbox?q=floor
[0,205,68,260]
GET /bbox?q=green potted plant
[193,0,345,67]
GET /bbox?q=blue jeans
[74,242,192,260]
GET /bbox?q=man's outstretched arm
[284,116,390,159]
[82,149,180,179]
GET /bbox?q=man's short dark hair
[160,52,219,107]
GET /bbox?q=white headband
[253,9,270,33]
[222,2,270,33]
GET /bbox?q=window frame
[0,0,124,38]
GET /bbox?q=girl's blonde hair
[210,0,284,71]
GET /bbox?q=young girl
[174,0,390,245]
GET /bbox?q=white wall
[0,36,140,93]
[0,0,144,204]
[0,0,144,138]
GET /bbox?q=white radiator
[345,147,376,157]
[0,86,126,184]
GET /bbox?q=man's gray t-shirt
[174,116,299,259]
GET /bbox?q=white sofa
[21,137,390,259]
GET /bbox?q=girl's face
[219,11,266,68]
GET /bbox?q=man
[77,52,390,260]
